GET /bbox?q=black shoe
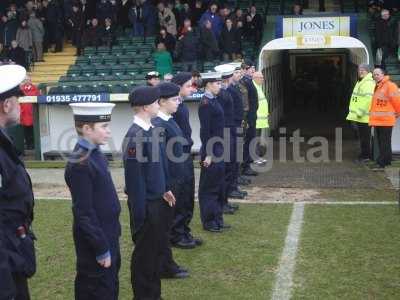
[242,168,258,176]
[228,190,245,199]
[172,238,196,249]
[177,265,189,273]
[223,204,235,215]
[160,270,190,279]
[204,225,223,233]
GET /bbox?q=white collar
[133,115,153,131]
[157,111,171,121]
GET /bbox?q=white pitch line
[271,202,305,300]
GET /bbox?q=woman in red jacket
[20,76,39,150]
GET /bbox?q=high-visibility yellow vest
[346,73,375,124]
[254,81,269,129]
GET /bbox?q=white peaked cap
[69,103,116,122]
[214,64,235,78]
[200,71,222,82]
[0,64,26,94]
[228,62,242,70]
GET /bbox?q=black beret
[171,72,192,86]
[129,86,161,106]
[158,82,180,98]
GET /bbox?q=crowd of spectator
[0,0,264,72]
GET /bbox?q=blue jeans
[131,22,144,37]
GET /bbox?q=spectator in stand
[16,19,32,67]
[244,5,263,47]
[368,1,382,62]
[118,0,133,32]
[218,5,231,23]
[80,0,96,26]
[199,2,223,38]
[155,26,176,58]
[179,18,192,36]
[168,1,182,30]
[176,25,200,72]
[68,3,84,55]
[180,3,192,28]
[28,11,44,62]
[83,18,103,48]
[0,42,9,62]
[1,13,18,47]
[109,0,119,24]
[8,40,26,68]
[128,0,143,36]
[96,0,112,24]
[164,73,173,82]
[153,42,173,77]
[158,1,177,36]
[145,71,161,86]
[140,0,158,36]
[102,17,115,48]
[192,0,205,25]
[231,8,245,27]
[375,9,396,69]
[200,19,219,61]
[37,0,49,52]
[292,3,303,15]
[219,18,241,61]
[20,75,39,150]
[48,0,64,52]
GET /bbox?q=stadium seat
[84,47,97,55]
[111,64,126,74]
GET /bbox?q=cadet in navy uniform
[214,64,242,215]
[152,82,190,279]
[64,103,121,300]
[123,86,176,300]
[240,60,259,176]
[0,65,36,300]
[226,62,249,196]
[170,72,203,248]
[146,71,161,86]
[198,71,230,232]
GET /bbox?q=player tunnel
[258,36,369,139]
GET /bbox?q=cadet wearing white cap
[0,65,36,300]
[64,102,121,300]
[214,64,243,215]
[198,71,230,232]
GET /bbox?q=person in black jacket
[68,3,84,55]
[375,9,396,69]
[155,27,176,59]
[219,18,241,61]
[8,40,27,68]
[200,19,219,61]
[102,17,116,48]
[176,27,200,72]
[83,18,103,48]
[244,5,263,48]
[0,64,35,300]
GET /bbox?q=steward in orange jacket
[369,70,400,169]
[369,76,400,127]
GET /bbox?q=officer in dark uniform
[170,72,203,248]
[64,103,121,300]
[198,71,230,232]
[214,64,243,215]
[123,86,176,300]
[0,64,36,300]
[227,63,250,193]
[146,71,161,86]
[240,60,259,176]
[152,82,190,279]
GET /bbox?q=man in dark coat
[200,19,219,61]
[0,64,36,300]
[8,40,27,68]
[375,9,396,69]
[176,28,200,72]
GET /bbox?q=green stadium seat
[77,85,94,93]
[116,74,133,81]
[117,55,133,64]
[97,46,111,54]
[75,56,89,64]
[61,85,78,94]
[89,56,104,64]
[48,86,62,94]
[110,84,128,93]
[111,64,126,74]
[103,54,117,64]
[84,47,97,55]
[94,64,111,74]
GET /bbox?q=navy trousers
[198,161,225,228]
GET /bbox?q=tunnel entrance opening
[258,36,369,161]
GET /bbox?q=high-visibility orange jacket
[369,76,400,127]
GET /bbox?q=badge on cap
[69,103,116,122]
